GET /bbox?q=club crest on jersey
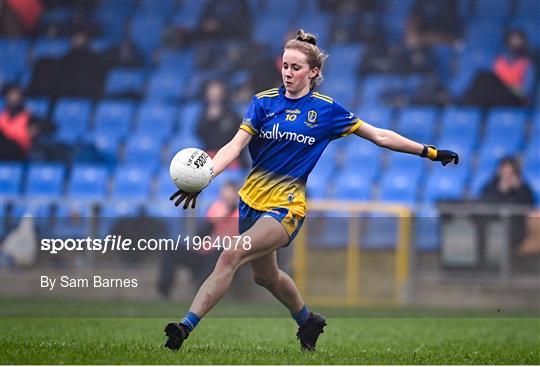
[305,110,318,128]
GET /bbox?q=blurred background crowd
[1,0,539,303]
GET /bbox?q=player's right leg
[164,216,289,350]
[250,252,326,351]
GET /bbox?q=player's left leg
[250,251,326,351]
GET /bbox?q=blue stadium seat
[385,152,425,176]
[112,167,151,199]
[477,135,521,171]
[379,168,419,204]
[344,142,380,179]
[0,163,23,197]
[138,0,176,17]
[177,102,202,136]
[486,108,527,137]
[135,102,176,139]
[440,107,481,143]
[130,13,165,54]
[424,165,468,203]
[53,98,92,142]
[123,134,162,169]
[397,107,438,143]
[325,44,364,79]
[67,165,108,198]
[320,77,358,107]
[155,170,177,199]
[88,132,120,164]
[253,15,290,53]
[93,2,132,42]
[516,0,540,20]
[0,39,29,84]
[26,98,49,119]
[25,163,65,198]
[146,71,186,102]
[355,105,393,129]
[104,68,145,96]
[171,0,206,30]
[361,75,402,106]
[473,0,510,20]
[334,171,372,201]
[363,214,399,249]
[94,100,135,138]
[32,38,69,60]
[464,22,503,50]
[158,50,194,74]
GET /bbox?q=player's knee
[253,273,278,288]
[216,250,242,271]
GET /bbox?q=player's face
[282,49,318,97]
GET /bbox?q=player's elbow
[372,128,390,148]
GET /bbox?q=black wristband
[420,144,429,158]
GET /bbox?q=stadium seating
[25,163,65,198]
[26,97,50,119]
[396,107,438,143]
[123,134,162,169]
[53,98,92,142]
[0,163,23,197]
[105,68,146,96]
[67,165,108,198]
[94,100,135,138]
[146,71,186,102]
[135,102,176,140]
[32,38,70,60]
[111,166,152,199]
[129,12,165,54]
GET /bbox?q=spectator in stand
[196,80,245,167]
[0,0,42,37]
[58,28,106,98]
[481,156,535,205]
[464,30,536,107]
[196,0,251,42]
[480,156,535,256]
[0,85,54,161]
[405,0,462,50]
[28,28,106,98]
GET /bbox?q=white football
[169,148,213,193]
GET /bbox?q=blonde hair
[284,29,328,89]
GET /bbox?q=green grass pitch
[1,299,539,364]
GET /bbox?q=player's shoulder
[255,88,280,99]
[311,91,334,105]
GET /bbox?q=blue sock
[291,305,310,327]
[181,311,200,332]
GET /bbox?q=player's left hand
[434,149,459,166]
[170,189,200,209]
[422,145,459,166]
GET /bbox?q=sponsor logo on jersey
[258,123,316,145]
[287,193,294,203]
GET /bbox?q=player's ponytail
[295,29,317,46]
[284,29,328,89]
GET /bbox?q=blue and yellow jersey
[238,86,364,217]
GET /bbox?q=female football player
[165,30,458,352]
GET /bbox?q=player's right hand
[170,190,200,209]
